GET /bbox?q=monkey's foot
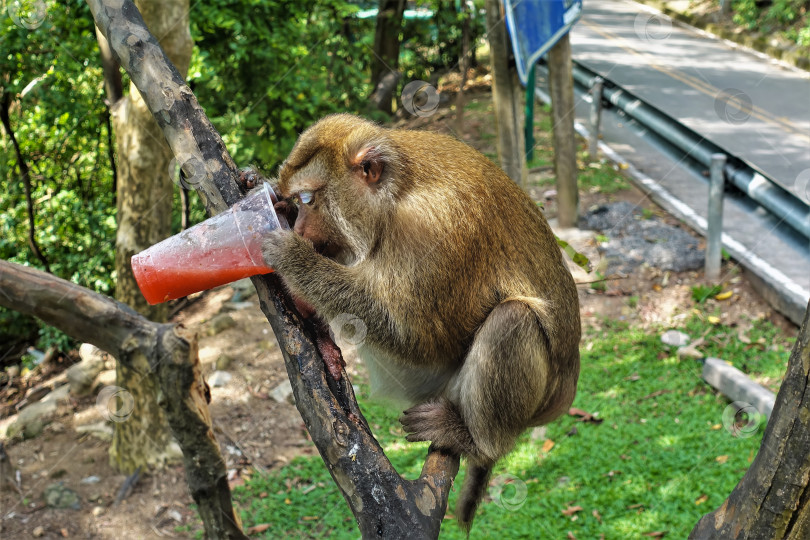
[237,167,263,190]
[400,399,475,456]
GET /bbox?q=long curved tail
[456,463,493,532]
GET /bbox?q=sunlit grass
[234,315,793,538]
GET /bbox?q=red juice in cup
[131,184,287,305]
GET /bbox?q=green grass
[691,284,723,304]
[234,315,793,538]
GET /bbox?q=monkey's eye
[298,190,314,205]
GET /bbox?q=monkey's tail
[456,463,493,533]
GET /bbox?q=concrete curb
[702,357,776,418]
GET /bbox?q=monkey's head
[276,114,400,265]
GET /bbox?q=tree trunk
[455,0,472,133]
[485,0,527,188]
[691,299,810,538]
[109,0,192,475]
[371,0,406,113]
[547,33,579,227]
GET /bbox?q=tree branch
[0,259,246,539]
[86,0,459,537]
[0,91,51,273]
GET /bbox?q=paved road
[570,0,810,201]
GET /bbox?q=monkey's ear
[351,146,384,185]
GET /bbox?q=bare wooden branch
[86,0,459,536]
[690,299,810,539]
[0,259,246,539]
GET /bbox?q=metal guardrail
[565,61,810,241]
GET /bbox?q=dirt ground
[0,87,797,539]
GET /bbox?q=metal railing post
[706,153,727,281]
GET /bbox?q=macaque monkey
[258,114,581,529]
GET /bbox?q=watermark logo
[489,474,528,512]
[401,80,440,118]
[169,154,209,189]
[793,168,810,206]
[7,0,47,30]
[714,88,753,125]
[722,401,763,438]
[96,385,135,423]
[329,313,367,353]
[633,13,672,41]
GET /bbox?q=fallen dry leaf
[716,455,729,464]
[567,532,577,540]
[562,505,583,516]
[592,509,603,523]
[715,290,733,301]
[711,424,723,430]
[643,532,667,538]
[542,439,556,453]
[695,494,708,505]
[707,315,721,325]
[568,408,604,424]
[624,373,641,381]
[246,524,272,534]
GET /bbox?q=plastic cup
[132,183,287,305]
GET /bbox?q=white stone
[661,330,690,347]
[270,380,294,404]
[208,371,232,388]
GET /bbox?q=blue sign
[503,0,583,85]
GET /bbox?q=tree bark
[485,0,527,188]
[109,0,192,474]
[547,33,579,227]
[691,299,810,538]
[88,1,459,536]
[95,26,123,104]
[370,0,406,114]
[0,259,246,539]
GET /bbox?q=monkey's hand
[238,167,264,191]
[262,228,316,274]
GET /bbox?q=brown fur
[262,114,581,529]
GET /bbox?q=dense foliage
[1,1,113,349]
[0,1,476,357]
[190,0,373,169]
[732,0,810,45]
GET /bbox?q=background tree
[107,0,192,474]
[371,0,406,113]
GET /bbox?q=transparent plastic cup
[132,183,287,305]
